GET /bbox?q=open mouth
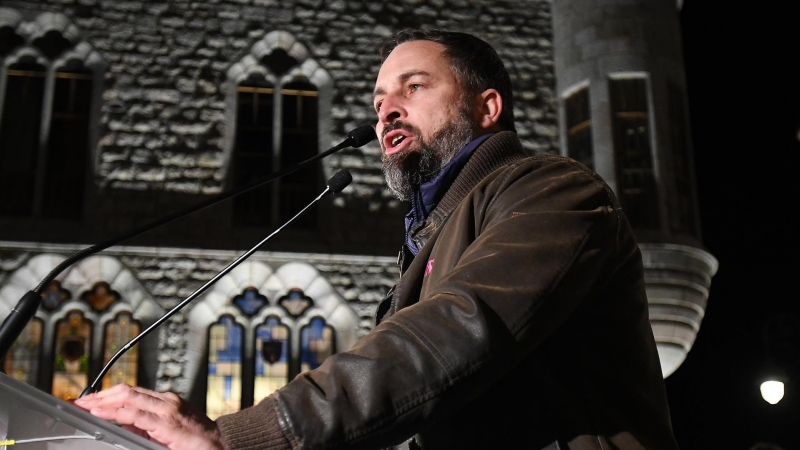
[383,129,414,156]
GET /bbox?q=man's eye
[410,84,422,92]
[375,101,382,112]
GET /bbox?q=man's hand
[73,384,224,450]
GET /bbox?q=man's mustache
[381,121,421,142]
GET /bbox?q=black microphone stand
[0,126,374,365]
[80,170,352,397]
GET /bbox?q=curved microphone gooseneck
[0,126,374,364]
[80,169,353,397]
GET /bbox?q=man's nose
[378,95,406,125]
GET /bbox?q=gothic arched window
[3,317,43,386]
[0,58,46,217]
[0,255,162,400]
[253,315,290,404]
[232,70,319,228]
[0,13,103,220]
[102,311,141,390]
[206,315,244,419]
[203,288,336,419]
[300,317,335,373]
[226,31,332,230]
[189,262,359,420]
[52,309,93,400]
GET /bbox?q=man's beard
[381,107,475,201]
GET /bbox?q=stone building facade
[0,0,558,410]
[0,0,715,415]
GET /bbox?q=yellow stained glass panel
[102,312,141,390]
[52,311,92,401]
[3,318,43,386]
[254,317,290,404]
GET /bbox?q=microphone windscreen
[347,125,377,148]
[327,169,353,194]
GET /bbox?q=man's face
[373,40,476,201]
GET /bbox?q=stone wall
[0,0,558,230]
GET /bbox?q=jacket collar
[385,131,528,320]
[405,133,495,255]
[410,131,527,246]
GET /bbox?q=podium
[0,372,162,449]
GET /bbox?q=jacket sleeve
[219,159,623,450]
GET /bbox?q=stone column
[551,0,717,377]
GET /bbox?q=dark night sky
[667,3,800,448]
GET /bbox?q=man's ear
[475,88,503,131]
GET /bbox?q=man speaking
[76,30,679,450]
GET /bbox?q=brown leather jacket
[218,132,679,450]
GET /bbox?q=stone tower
[551,0,718,376]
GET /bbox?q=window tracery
[0,254,161,399]
[186,261,358,419]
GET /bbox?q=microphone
[343,124,377,149]
[0,126,374,364]
[80,170,353,397]
[327,169,353,194]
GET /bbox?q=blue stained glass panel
[233,288,267,317]
[206,316,243,420]
[300,317,335,373]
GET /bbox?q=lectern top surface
[0,372,163,450]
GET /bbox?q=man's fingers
[77,384,167,413]
[81,383,133,400]
[115,406,168,432]
[75,384,135,407]
[76,384,224,450]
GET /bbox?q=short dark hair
[380,29,515,132]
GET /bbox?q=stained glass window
[41,280,71,312]
[233,287,268,317]
[102,312,141,390]
[278,288,312,317]
[204,284,342,413]
[52,310,92,401]
[254,316,290,404]
[610,77,660,230]
[207,316,244,420]
[81,281,121,312]
[2,279,135,393]
[3,318,43,386]
[300,317,335,373]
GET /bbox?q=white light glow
[760,380,785,405]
